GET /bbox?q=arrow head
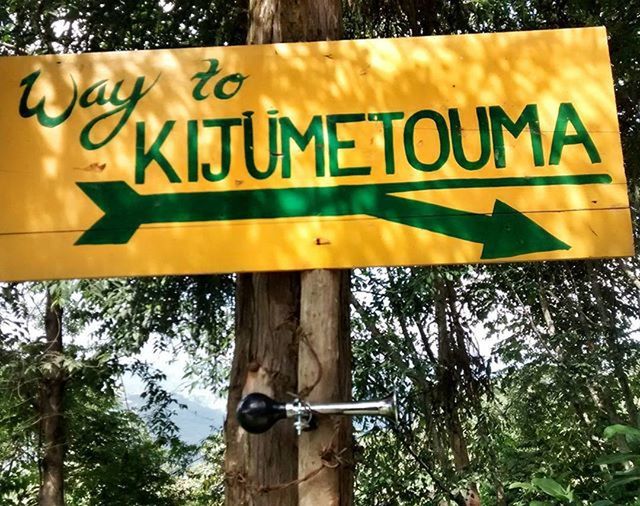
[481,200,570,259]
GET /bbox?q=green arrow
[371,194,569,259]
[76,174,610,257]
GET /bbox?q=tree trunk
[495,481,506,506]
[587,262,639,426]
[38,289,65,506]
[248,0,342,44]
[434,276,480,506]
[224,273,300,505]
[225,1,348,505]
[589,384,632,453]
[298,270,352,506]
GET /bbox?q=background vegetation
[1,0,639,504]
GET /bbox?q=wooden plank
[0,27,632,280]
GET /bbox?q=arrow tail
[75,182,143,245]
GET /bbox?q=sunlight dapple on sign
[0,27,633,281]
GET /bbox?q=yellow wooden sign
[0,27,633,281]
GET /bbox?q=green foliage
[510,477,575,504]
[169,432,226,506]
[64,390,180,506]
[504,424,640,505]
[0,282,211,505]
[595,425,640,503]
[355,429,437,505]
[0,337,183,505]
[0,0,247,55]
[69,276,234,393]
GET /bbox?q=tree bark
[38,289,65,506]
[298,270,352,506]
[248,0,342,44]
[225,1,348,505]
[224,273,300,505]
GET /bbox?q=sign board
[0,27,633,281]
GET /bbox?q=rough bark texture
[298,270,352,506]
[38,290,65,506]
[225,273,300,506]
[225,1,347,505]
[248,0,342,43]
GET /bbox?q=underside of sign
[0,27,633,281]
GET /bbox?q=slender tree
[38,288,65,506]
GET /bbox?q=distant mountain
[123,392,225,446]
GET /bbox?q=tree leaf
[509,481,534,491]
[596,453,639,465]
[606,475,640,490]
[531,478,571,500]
[604,425,640,444]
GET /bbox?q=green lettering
[367,112,404,174]
[489,104,544,168]
[188,120,199,182]
[201,118,242,181]
[189,119,241,182]
[327,113,370,177]
[19,69,77,128]
[280,116,325,178]
[214,74,248,100]
[449,107,491,171]
[135,121,181,184]
[192,59,221,101]
[549,103,601,165]
[243,111,279,180]
[404,110,449,172]
[78,79,109,107]
[81,74,159,150]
